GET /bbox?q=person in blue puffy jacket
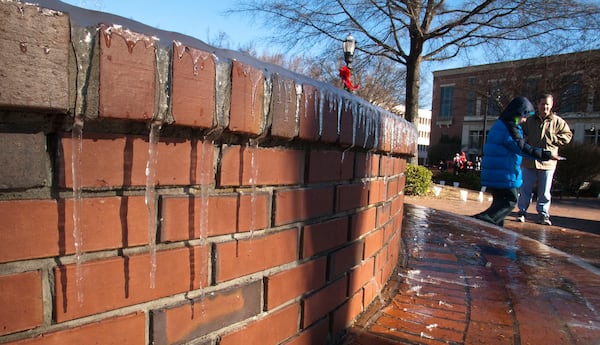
[473,96,564,227]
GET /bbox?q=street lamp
[342,34,356,68]
[340,34,359,92]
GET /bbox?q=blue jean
[518,167,555,217]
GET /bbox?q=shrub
[433,171,481,191]
[554,143,600,196]
[405,164,432,196]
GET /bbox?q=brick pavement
[341,189,600,345]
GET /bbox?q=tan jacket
[521,112,572,170]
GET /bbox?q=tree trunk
[405,54,422,165]
[404,54,421,124]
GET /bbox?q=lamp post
[340,34,359,92]
[343,34,356,68]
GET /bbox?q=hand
[551,155,566,161]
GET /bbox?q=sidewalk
[341,188,600,345]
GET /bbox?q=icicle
[372,111,380,150]
[366,151,373,180]
[248,66,263,123]
[350,101,358,148]
[318,90,325,137]
[145,121,161,288]
[274,76,293,123]
[248,138,259,239]
[198,137,212,316]
[71,116,84,305]
[199,136,210,281]
[199,138,209,241]
[384,115,393,202]
[336,94,343,137]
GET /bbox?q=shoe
[539,216,552,225]
[516,213,525,223]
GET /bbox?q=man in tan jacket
[516,93,572,225]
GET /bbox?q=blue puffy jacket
[480,97,551,189]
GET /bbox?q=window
[466,77,476,116]
[584,127,598,145]
[559,74,582,113]
[468,130,484,150]
[487,80,505,116]
[440,86,454,120]
[523,77,539,102]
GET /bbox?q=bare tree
[232,0,600,123]
[351,56,407,114]
[254,52,407,114]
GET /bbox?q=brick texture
[329,242,364,279]
[332,291,363,336]
[99,25,156,120]
[62,196,148,253]
[171,44,215,128]
[4,313,146,345]
[339,101,355,146]
[298,84,320,142]
[54,247,206,321]
[336,183,369,212]
[354,152,380,179]
[0,271,43,336]
[283,318,329,345]
[303,277,348,327]
[364,228,384,259]
[229,61,264,135]
[302,217,349,258]
[349,207,377,240]
[0,1,69,112]
[59,135,213,188]
[161,192,270,241]
[271,74,298,139]
[0,133,49,189]
[307,150,353,183]
[274,187,335,226]
[152,281,262,344]
[348,258,375,295]
[0,199,59,263]
[265,257,327,310]
[215,228,298,283]
[319,91,339,143]
[220,145,304,187]
[219,303,300,345]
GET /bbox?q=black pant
[474,188,518,227]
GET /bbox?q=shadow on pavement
[509,211,600,235]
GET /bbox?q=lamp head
[343,34,356,66]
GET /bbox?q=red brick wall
[0,1,417,344]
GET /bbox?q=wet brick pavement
[341,192,600,345]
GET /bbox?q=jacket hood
[500,97,535,122]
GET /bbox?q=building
[394,105,432,165]
[430,50,600,162]
[416,108,432,165]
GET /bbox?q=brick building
[430,50,600,162]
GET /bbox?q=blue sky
[61,0,271,51]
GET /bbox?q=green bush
[405,164,432,196]
[433,171,481,191]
